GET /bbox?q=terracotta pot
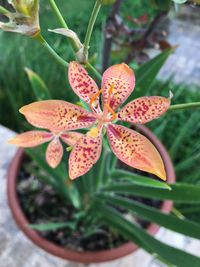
[7,125,175,264]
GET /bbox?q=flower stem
[168,102,200,111]
[83,0,102,62]
[34,33,68,68]
[0,6,9,15]
[48,0,79,52]
[48,0,102,81]
[85,62,102,83]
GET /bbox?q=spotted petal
[60,131,84,146]
[68,61,101,112]
[117,96,170,124]
[69,136,102,180]
[46,139,63,168]
[102,63,135,111]
[107,124,166,180]
[19,100,97,131]
[8,131,53,147]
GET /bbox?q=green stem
[85,62,102,83]
[48,0,102,81]
[48,0,79,52]
[83,0,102,62]
[0,6,9,15]
[169,102,200,111]
[34,33,68,68]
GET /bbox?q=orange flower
[10,62,170,180]
[68,62,170,180]
[9,129,83,168]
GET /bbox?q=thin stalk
[168,102,200,111]
[48,0,79,51]
[34,33,68,68]
[0,6,9,15]
[85,62,102,83]
[83,0,102,62]
[48,0,102,81]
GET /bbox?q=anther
[89,89,103,110]
[104,104,117,121]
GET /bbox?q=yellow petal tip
[155,170,167,181]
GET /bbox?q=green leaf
[169,111,200,159]
[25,147,81,209]
[101,0,116,4]
[28,222,76,231]
[151,0,172,10]
[110,169,171,190]
[97,194,200,239]
[103,182,200,203]
[96,202,200,267]
[25,67,51,100]
[0,6,9,15]
[131,47,175,99]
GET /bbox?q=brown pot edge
[7,125,176,264]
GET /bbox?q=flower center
[89,85,117,124]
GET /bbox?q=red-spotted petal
[8,131,53,147]
[19,100,97,131]
[68,61,101,112]
[102,63,135,111]
[69,136,102,180]
[107,124,166,180]
[46,139,63,168]
[117,96,170,124]
[60,131,84,146]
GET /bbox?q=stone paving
[159,5,200,86]
[0,125,200,267]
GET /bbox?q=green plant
[1,1,200,266]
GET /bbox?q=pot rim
[7,125,175,264]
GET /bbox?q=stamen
[107,84,114,106]
[104,104,117,121]
[89,89,103,110]
[108,84,114,94]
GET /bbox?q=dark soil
[17,157,161,252]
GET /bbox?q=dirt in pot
[17,157,161,252]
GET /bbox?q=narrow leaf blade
[96,202,200,267]
[98,194,200,239]
[103,182,200,203]
[25,67,51,100]
[111,170,171,190]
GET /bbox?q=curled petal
[8,130,53,147]
[107,124,166,180]
[60,131,84,146]
[46,139,63,168]
[19,100,97,131]
[49,29,83,50]
[68,61,101,112]
[117,96,170,124]
[69,136,102,180]
[102,63,135,111]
